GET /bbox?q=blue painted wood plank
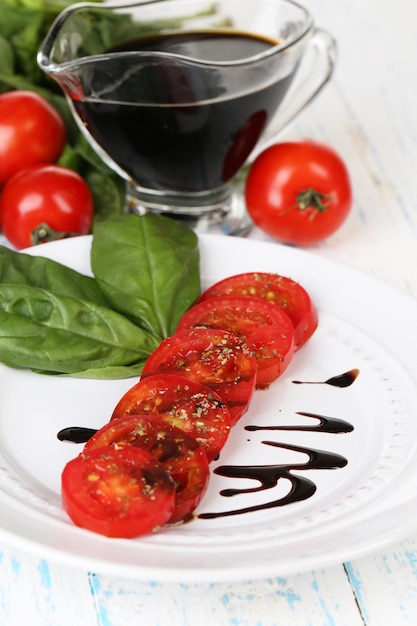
[88,567,364,626]
[0,545,97,626]
[345,536,417,625]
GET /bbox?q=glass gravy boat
[38,0,337,235]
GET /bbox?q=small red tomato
[0,90,66,185]
[0,164,93,249]
[245,141,352,245]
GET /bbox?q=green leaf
[91,214,201,340]
[56,142,84,172]
[55,131,126,214]
[60,363,147,379]
[86,169,126,221]
[0,245,110,306]
[0,284,159,375]
[0,4,43,83]
[0,35,15,78]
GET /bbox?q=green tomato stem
[296,188,333,213]
[31,223,78,245]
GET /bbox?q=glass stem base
[125,182,253,237]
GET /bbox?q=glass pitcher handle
[250,27,338,160]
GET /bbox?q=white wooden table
[2,0,417,623]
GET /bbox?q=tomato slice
[198,272,317,350]
[111,374,231,462]
[84,415,210,523]
[141,328,257,425]
[176,296,294,389]
[61,445,175,538]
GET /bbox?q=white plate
[1,234,417,582]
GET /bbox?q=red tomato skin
[0,90,66,185]
[176,296,294,389]
[141,329,257,426]
[111,374,232,462]
[62,445,176,538]
[0,164,93,249]
[198,272,317,350]
[84,415,210,524]
[245,141,352,245]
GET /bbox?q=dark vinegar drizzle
[245,411,354,434]
[198,370,359,520]
[292,368,360,387]
[198,442,348,519]
[57,426,97,443]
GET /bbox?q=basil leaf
[84,162,126,221]
[0,284,159,376]
[0,3,49,86]
[0,35,14,78]
[61,363,148,379]
[91,214,200,340]
[0,245,110,307]
[0,0,93,84]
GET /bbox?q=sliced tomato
[61,445,175,538]
[176,296,294,389]
[141,328,257,425]
[84,415,210,523]
[111,374,231,462]
[198,272,317,350]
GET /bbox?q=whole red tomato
[0,164,93,249]
[245,141,352,245]
[0,90,66,186]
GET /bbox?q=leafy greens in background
[0,0,126,220]
[0,214,201,378]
